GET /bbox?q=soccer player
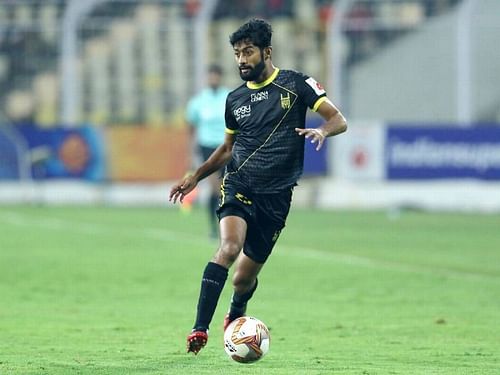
[169,18,347,355]
[186,64,230,238]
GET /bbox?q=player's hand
[295,127,327,151]
[169,174,198,204]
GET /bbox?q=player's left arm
[295,99,347,151]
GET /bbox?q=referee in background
[186,64,230,238]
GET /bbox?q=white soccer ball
[223,316,270,363]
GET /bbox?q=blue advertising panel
[0,128,21,179]
[16,124,106,181]
[386,126,500,180]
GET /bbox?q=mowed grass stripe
[1,209,498,283]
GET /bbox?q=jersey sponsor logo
[233,105,251,121]
[305,77,326,96]
[251,91,269,102]
[280,92,291,109]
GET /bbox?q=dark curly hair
[229,18,273,49]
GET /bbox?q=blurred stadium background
[0,0,499,212]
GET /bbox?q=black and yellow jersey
[224,68,328,193]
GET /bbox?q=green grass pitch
[1,205,499,374]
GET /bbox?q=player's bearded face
[239,51,266,82]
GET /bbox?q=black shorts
[216,177,293,264]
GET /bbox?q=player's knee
[213,240,241,266]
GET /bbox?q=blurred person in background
[186,64,230,239]
[170,18,347,355]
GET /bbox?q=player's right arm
[169,132,236,204]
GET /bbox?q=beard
[239,56,266,82]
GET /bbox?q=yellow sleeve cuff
[225,128,239,134]
[312,96,328,112]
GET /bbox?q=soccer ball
[223,316,270,363]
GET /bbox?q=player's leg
[225,253,262,329]
[192,215,247,330]
[224,190,292,330]
[188,215,246,354]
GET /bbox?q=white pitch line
[0,210,207,246]
[276,245,500,283]
[1,210,499,283]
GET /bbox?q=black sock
[209,195,219,235]
[193,262,228,331]
[228,278,258,321]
